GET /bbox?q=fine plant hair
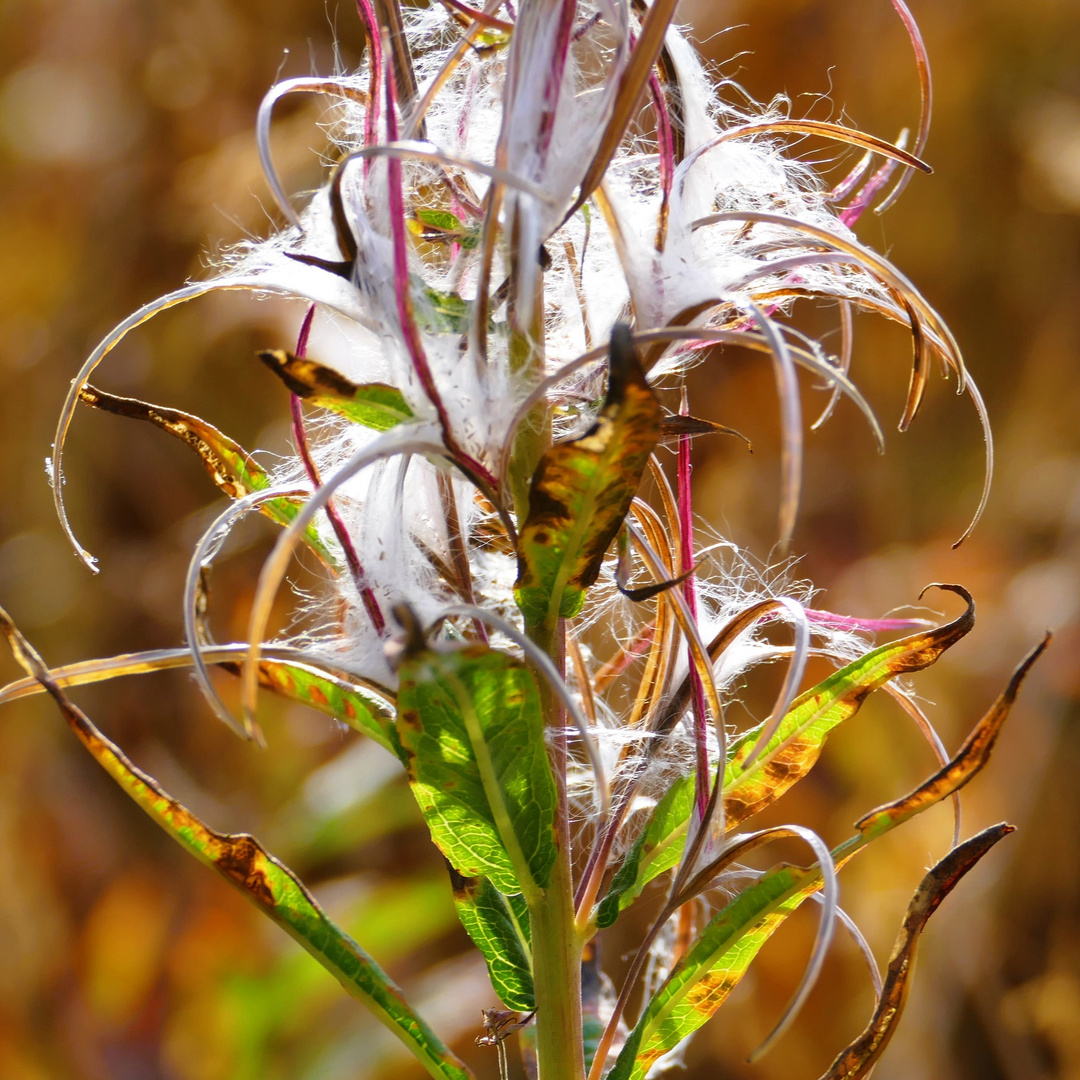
[0,2,1049,1080]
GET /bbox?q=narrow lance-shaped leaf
[603,635,1044,1080]
[596,773,694,928]
[258,350,415,431]
[447,865,534,1011]
[396,642,558,898]
[78,384,331,562]
[598,586,975,926]
[229,658,401,758]
[722,584,975,830]
[515,325,661,629]
[0,645,401,758]
[0,607,472,1080]
[818,823,1015,1080]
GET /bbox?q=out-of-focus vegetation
[0,0,1078,1077]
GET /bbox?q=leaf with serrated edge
[515,326,661,630]
[604,634,1043,1080]
[447,866,534,1011]
[818,824,1014,1080]
[0,608,472,1080]
[396,645,558,897]
[78,384,330,561]
[258,350,414,432]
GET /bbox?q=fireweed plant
[0,0,1051,1077]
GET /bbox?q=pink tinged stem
[804,609,933,633]
[355,0,383,176]
[289,305,386,634]
[677,388,709,820]
[876,0,933,213]
[840,148,905,227]
[537,0,578,162]
[381,43,499,493]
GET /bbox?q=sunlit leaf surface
[0,607,473,1080]
[396,643,558,897]
[598,587,975,927]
[448,867,534,1011]
[515,326,661,629]
[603,633,1042,1080]
[258,349,415,431]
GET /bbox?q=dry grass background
[1,0,1079,1077]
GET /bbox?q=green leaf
[597,586,976,929]
[258,350,414,431]
[596,774,694,928]
[420,285,474,333]
[416,208,465,232]
[78,383,331,561]
[515,325,661,629]
[396,644,558,898]
[238,658,400,758]
[721,585,975,831]
[604,631,1045,1080]
[606,864,817,1080]
[409,209,482,250]
[447,867,534,1011]
[0,609,473,1080]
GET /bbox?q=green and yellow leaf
[396,643,558,898]
[0,607,472,1080]
[515,326,661,629]
[722,585,975,830]
[258,350,414,431]
[603,634,1043,1080]
[78,384,330,561]
[596,587,977,928]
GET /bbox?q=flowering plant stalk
[0,1,1049,1078]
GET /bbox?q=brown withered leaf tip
[819,823,1015,1080]
[258,348,362,400]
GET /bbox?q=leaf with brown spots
[604,633,1045,1080]
[515,326,661,630]
[854,632,1049,840]
[721,584,975,831]
[258,349,415,431]
[0,606,473,1080]
[818,824,1015,1080]
[596,588,977,933]
[78,384,330,562]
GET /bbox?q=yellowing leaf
[258,350,414,431]
[78,384,330,561]
[0,607,472,1080]
[515,326,661,629]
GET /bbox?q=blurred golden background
[1,0,1079,1077]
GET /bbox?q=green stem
[506,233,550,524]
[527,619,586,1080]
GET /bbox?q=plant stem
[527,619,586,1080]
